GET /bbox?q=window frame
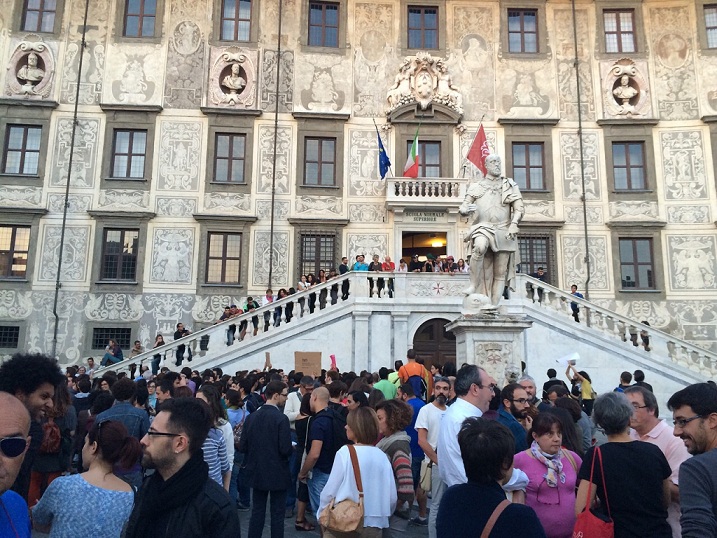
[708,4,717,49]
[205,231,243,285]
[123,0,157,38]
[507,8,538,54]
[2,125,42,177]
[399,0,445,53]
[15,0,65,35]
[618,237,655,290]
[300,0,347,51]
[611,141,646,191]
[500,121,555,199]
[299,233,337,277]
[21,0,57,33]
[115,0,165,41]
[303,137,337,187]
[220,0,252,41]
[213,132,247,184]
[603,9,636,54]
[407,5,439,50]
[295,116,346,195]
[517,233,555,281]
[511,142,545,191]
[308,1,340,48]
[601,123,657,202]
[110,129,148,180]
[100,228,140,282]
[406,140,442,178]
[596,2,646,58]
[203,112,256,195]
[499,1,548,59]
[0,225,31,279]
[91,327,133,350]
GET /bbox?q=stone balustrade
[386,177,468,209]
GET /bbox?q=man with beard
[124,398,240,538]
[518,374,550,412]
[497,383,532,453]
[668,383,717,537]
[414,377,450,530]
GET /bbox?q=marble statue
[17,52,45,85]
[613,74,638,107]
[222,63,246,94]
[459,154,525,311]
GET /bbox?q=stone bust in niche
[17,52,45,88]
[612,74,639,114]
[222,63,246,94]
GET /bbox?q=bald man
[0,393,32,537]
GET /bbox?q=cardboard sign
[295,351,322,377]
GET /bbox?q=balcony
[386,176,469,211]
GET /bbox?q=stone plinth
[445,315,533,386]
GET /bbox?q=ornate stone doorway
[412,318,456,371]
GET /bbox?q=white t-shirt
[414,402,446,462]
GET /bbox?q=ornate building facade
[1,0,717,363]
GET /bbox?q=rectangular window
[92,328,132,350]
[407,141,441,177]
[300,234,335,276]
[214,133,246,183]
[3,125,42,176]
[0,226,30,279]
[124,0,157,37]
[518,236,550,277]
[707,6,717,48]
[612,142,645,190]
[508,9,538,53]
[221,0,251,41]
[206,232,242,284]
[0,326,20,348]
[111,130,147,179]
[407,6,438,49]
[101,229,139,281]
[512,143,544,190]
[604,9,636,53]
[619,238,654,289]
[308,2,339,47]
[22,0,56,32]
[304,137,336,186]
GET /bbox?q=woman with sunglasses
[513,413,582,538]
[32,420,141,537]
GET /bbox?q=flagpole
[459,114,486,178]
[373,119,395,178]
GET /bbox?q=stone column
[445,315,533,386]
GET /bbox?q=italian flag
[403,127,420,178]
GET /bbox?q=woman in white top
[396,259,408,272]
[456,258,469,273]
[319,407,397,537]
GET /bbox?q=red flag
[466,125,489,175]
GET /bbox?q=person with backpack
[298,387,348,516]
[398,350,433,402]
[225,389,251,511]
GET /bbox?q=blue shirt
[497,408,529,453]
[351,262,369,271]
[0,490,30,538]
[406,397,426,460]
[96,401,150,440]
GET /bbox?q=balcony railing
[386,176,468,209]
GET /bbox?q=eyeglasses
[280,392,289,397]
[631,403,648,410]
[511,398,529,404]
[673,415,702,428]
[477,383,496,391]
[146,430,182,438]
[0,436,28,458]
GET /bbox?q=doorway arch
[412,318,456,372]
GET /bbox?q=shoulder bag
[480,499,510,538]
[319,444,364,533]
[573,446,614,538]
[419,459,432,492]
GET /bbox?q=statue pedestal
[445,314,533,386]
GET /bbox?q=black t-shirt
[578,441,671,538]
[308,410,338,474]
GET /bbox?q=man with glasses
[626,385,689,538]
[124,397,239,538]
[668,383,717,537]
[0,393,32,537]
[433,365,527,538]
[497,383,532,453]
[239,381,293,538]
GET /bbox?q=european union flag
[376,128,391,180]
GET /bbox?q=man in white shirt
[432,365,528,538]
[284,376,314,517]
[626,385,690,538]
[414,376,450,530]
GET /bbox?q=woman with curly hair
[375,399,414,530]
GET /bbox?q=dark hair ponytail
[89,420,142,469]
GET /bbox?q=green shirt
[374,379,398,400]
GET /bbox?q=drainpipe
[51,0,90,358]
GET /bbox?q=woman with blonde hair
[319,407,397,537]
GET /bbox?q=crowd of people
[0,351,715,538]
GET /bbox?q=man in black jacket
[123,398,240,538]
[239,380,293,538]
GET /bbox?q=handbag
[573,446,614,538]
[419,460,432,492]
[319,444,364,533]
[480,499,510,538]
